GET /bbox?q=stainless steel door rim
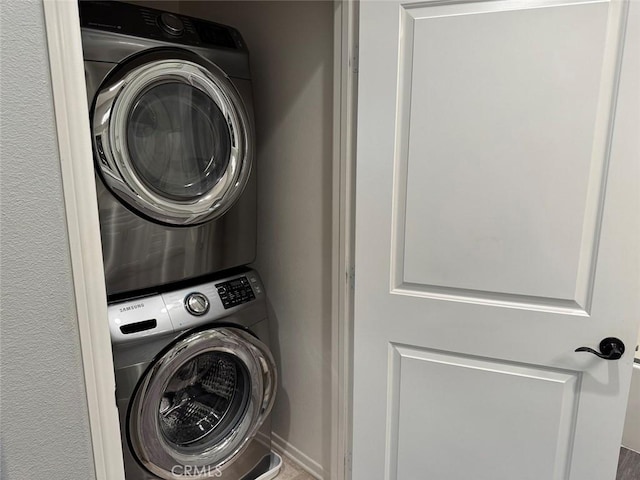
[92,55,253,226]
[128,327,276,479]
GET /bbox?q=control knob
[184,292,209,316]
[158,13,184,36]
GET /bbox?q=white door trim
[43,2,125,479]
[331,2,358,480]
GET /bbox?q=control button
[184,292,209,316]
[158,13,184,36]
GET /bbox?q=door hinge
[346,266,355,290]
[350,44,359,75]
[344,450,353,475]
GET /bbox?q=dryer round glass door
[92,52,254,226]
[126,82,232,202]
[128,328,276,479]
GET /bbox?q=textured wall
[178,2,335,476]
[0,1,97,479]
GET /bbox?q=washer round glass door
[128,328,276,479]
[92,53,253,226]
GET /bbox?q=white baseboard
[271,433,328,480]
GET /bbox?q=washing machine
[109,268,276,479]
[80,1,257,297]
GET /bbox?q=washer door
[92,51,253,226]
[128,327,276,479]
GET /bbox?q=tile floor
[275,455,316,480]
[617,447,640,480]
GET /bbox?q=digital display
[216,276,255,309]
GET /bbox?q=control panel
[108,270,266,344]
[79,1,243,50]
[216,276,256,310]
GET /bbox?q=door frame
[331,2,358,480]
[43,1,125,479]
[43,1,358,480]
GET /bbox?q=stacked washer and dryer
[80,2,278,479]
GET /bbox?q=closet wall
[178,2,336,477]
[1,1,96,478]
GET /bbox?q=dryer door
[128,327,276,479]
[92,51,253,226]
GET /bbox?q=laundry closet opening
[87,1,337,478]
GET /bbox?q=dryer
[109,269,276,479]
[80,1,257,297]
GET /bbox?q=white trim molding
[43,1,125,479]
[332,1,358,480]
[272,432,328,480]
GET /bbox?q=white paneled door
[353,0,639,479]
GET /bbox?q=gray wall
[179,2,335,476]
[0,1,97,479]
